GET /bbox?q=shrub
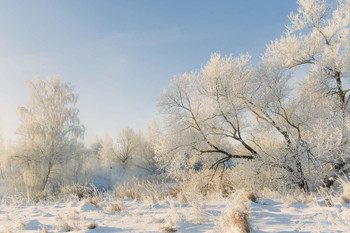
[60,184,92,200]
[105,201,126,213]
[218,201,251,233]
[87,223,97,229]
[339,178,350,204]
[113,176,174,201]
[190,201,207,224]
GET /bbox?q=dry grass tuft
[232,189,257,204]
[62,222,71,232]
[324,198,334,207]
[245,192,257,202]
[161,226,177,233]
[282,194,301,207]
[340,195,350,204]
[190,201,207,225]
[66,210,80,221]
[56,214,72,232]
[160,219,177,233]
[41,225,49,233]
[218,202,251,233]
[18,221,26,230]
[73,221,80,231]
[87,222,97,229]
[86,185,105,207]
[297,192,317,206]
[105,201,126,213]
[169,200,181,223]
[60,184,93,200]
[339,178,350,204]
[178,193,188,205]
[151,216,166,223]
[113,176,173,201]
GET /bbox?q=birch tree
[12,76,85,195]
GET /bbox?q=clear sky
[0,0,297,144]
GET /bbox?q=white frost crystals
[155,0,350,192]
[11,76,85,198]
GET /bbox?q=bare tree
[114,126,137,168]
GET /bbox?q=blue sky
[0,0,297,144]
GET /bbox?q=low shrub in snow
[87,222,97,229]
[190,201,207,224]
[339,178,350,204]
[60,184,93,200]
[231,189,257,203]
[160,219,177,233]
[113,176,174,201]
[105,201,126,213]
[41,225,49,233]
[218,201,251,233]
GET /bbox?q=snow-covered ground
[1,195,350,232]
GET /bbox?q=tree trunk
[39,162,53,192]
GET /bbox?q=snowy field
[1,196,350,233]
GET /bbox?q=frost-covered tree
[0,135,7,180]
[114,126,137,169]
[264,0,350,186]
[156,53,312,190]
[241,61,312,190]
[99,126,157,172]
[139,119,160,172]
[11,76,85,195]
[90,136,103,158]
[132,128,158,173]
[99,127,138,171]
[96,126,158,187]
[156,55,258,178]
[99,134,115,168]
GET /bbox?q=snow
[1,196,350,232]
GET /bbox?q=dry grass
[161,226,177,233]
[169,200,181,223]
[190,201,207,225]
[282,194,301,207]
[234,190,257,203]
[151,216,166,223]
[66,210,80,220]
[177,193,188,205]
[261,187,281,199]
[18,220,26,230]
[63,210,81,231]
[62,222,71,232]
[298,192,318,206]
[105,201,126,213]
[179,170,222,199]
[41,225,49,233]
[60,184,93,200]
[218,202,251,233]
[340,195,350,204]
[73,221,80,231]
[245,192,257,202]
[87,222,97,229]
[56,214,73,232]
[324,198,334,207]
[113,176,173,201]
[160,219,177,233]
[339,178,350,204]
[2,229,13,233]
